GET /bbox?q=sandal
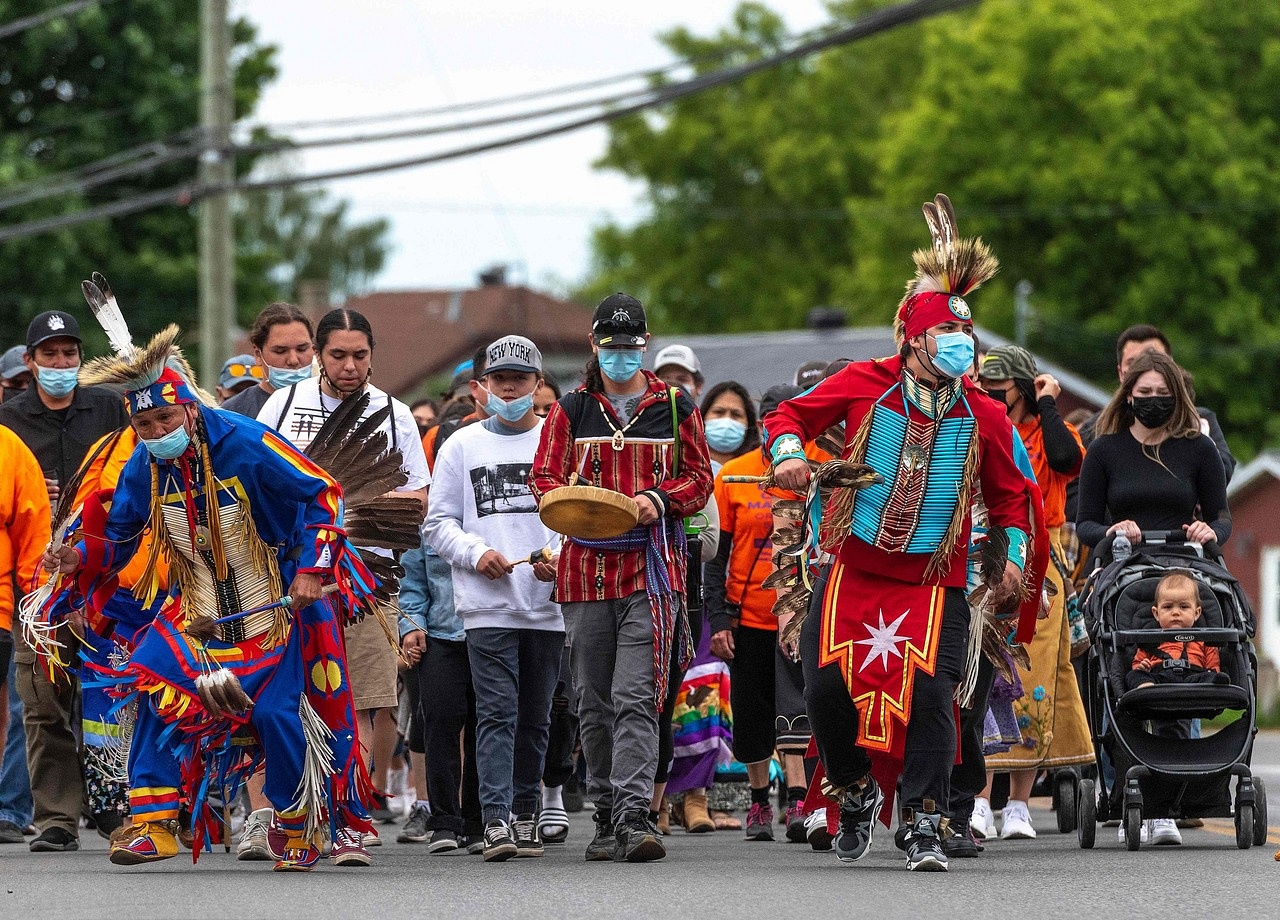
[712,810,742,831]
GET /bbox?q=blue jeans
[0,656,33,828]
[466,627,563,826]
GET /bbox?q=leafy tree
[584,0,1280,455]
[0,1,389,363]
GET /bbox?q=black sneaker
[613,812,665,863]
[482,820,517,862]
[833,777,883,863]
[903,804,948,872]
[370,793,396,825]
[585,813,615,862]
[29,827,79,852]
[942,814,982,858]
[397,803,432,844]
[512,813,544,858]
[0,820,26,844]
[460,833,485,855]
[425,828,459,853]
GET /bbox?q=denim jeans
[466,627,563,826]
[0,656,33,828]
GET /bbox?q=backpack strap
[669,387,681,477]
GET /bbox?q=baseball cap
[483,335,543,375]
[2,345,28,380]
[591,293,647,347]
[26,311,81,348]
[760,384,802,418]
[794,360,826,389]
[653,344,700,376]
[979,345,1037,382]
[220,354,263,390]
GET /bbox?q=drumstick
[722,475,770,483]
[512,548,555,567]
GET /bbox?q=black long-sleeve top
[1036,396,1083,475]
[1075,430,1231,548]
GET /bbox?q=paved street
[3,732,1279,920]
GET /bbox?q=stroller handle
[1096,530,1222,566]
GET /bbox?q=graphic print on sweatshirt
[470,462,536,517]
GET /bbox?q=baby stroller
[1073,531,1265,850]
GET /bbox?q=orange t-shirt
[1015,416,1083,528]
[714,442,830,631]
[1132,641,1220,672]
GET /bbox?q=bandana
[898,291,973,341]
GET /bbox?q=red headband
[899,291,973,341]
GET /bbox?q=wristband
[770,434,805,463]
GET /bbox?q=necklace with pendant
[598,396,643,451]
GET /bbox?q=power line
[0,0,977,244]
[0,0,110,40]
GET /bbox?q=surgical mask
[36,365,79,398]
[267,364,311,389]
[598,349,644,383]
[926,332,974,379]
[484,389,535,423]
[1131,395,1175,429]
[704,418,747,453]
[142,423,192,460]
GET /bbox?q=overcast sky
[238,0,831,293]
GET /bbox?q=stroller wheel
[1124,806,1142,851]
[1253,777,1269,847]
[1236,802,1254,850]
[1056,773,1078,834]
[1077,778,1097,849]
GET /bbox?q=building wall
[1224,478,1280,712]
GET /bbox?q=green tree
[580,1,924,332]
[842,0,1280,454]
[0,1,390,363]
[584,0,1280,455]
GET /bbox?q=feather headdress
[894,194,999,345]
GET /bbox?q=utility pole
[1014,279,1033,348]
[199,0,234,389]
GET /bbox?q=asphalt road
[4,733,1280,920]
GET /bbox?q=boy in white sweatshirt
[424,335,564,863]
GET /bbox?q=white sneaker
[1148,818,1182,846]
[971,797,996,839]
[1117,821,1150,844]
[999,799,1037,839]
[236,807,273,861]
[363,826,382,847]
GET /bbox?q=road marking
[1196,818,1280,846]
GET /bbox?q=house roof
[334,286,594,396]
[646,325,1113,410]
[1227,450,1280,501]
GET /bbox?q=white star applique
[855,609,911,673]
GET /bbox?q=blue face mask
[267,365,311,389]
[704,417,747,453]
[484,389,536,424]
[37,365,80,398]
[927,332,975,379]
[597,349,644,383]
[142,423,192,461]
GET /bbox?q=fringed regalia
[25,317,384,863]
[764,196,1046,820]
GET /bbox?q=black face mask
[1131,395,1175,429]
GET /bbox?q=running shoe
[237,807,274,861]
[745,802,775,841]
[834,777,884,863]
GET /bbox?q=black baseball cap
[591,293,647,347]
[760,384,802,418]
[26,311,81,348]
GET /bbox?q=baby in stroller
[1126,571,1231,691]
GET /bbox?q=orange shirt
[1132,641,1220,673]
[714,442,829,631]
[0,427,51,632]
[1015,416,1083,528]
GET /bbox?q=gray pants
[562,591,659,824]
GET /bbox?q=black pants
[949,652,996,823]
[542,643,580,788]
[801,575,970,813]
[729,625,810,764]
[416,637,482,836]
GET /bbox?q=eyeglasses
[224,360,263,378]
